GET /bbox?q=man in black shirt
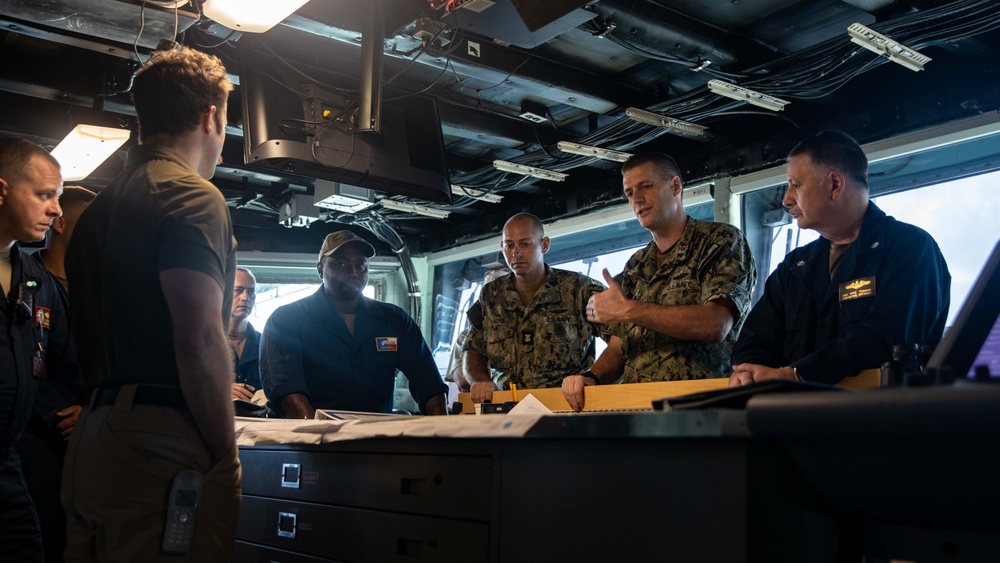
[64,47,240,561]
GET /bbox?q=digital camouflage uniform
[611,217,756,382]
[464,266,605,389]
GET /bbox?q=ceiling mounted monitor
[240,48,452,204]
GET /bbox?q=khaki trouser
[61,384,241,562]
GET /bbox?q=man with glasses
[562,152,756,411]
[261,230,447,417]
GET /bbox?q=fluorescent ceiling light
[452,185,503,204]
[493,160,568,182]
[847,23,931,72]
[379,199,450,219]
[624,109,709,138]
[707,80,790,112]
[203,0,311,33]
[556,141,633,162]
[51,124,130,182]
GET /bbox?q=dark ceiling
[1,0,998,258]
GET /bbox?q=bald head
[501,212,549,281]
[503,212,544,239]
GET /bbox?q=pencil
[511,383,518,402]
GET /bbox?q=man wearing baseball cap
[260,230,448,417]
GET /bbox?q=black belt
[92,385,187,410]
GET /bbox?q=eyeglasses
[327,259,368,273]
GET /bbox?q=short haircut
[59,185,96,212]
[621,152,683,184]
[504,212,545,240]
[0,137,60,184]
[236,267,257,285]
[132,47,233,143]
[788,130,869,191]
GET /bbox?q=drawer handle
[281,463,301,489]
[277,512,297,539]
[401,475,442,496]
[396,537,439,556]
[401,477,426,496]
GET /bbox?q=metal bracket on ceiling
[593,20,617,39]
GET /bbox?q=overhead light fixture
[51,124,130,182]
[847,23,931,72]
[452,185,503,204]
[493,160,568,182]
[690,59,712,72]
[518,100,549,124]
[556,141,632,163]
[707,80,790,112]
[624,109,709,139]
[203,0,311,33]
[379,199,450,219]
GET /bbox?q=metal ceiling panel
[0,0,198,49]
[442,0,597,48]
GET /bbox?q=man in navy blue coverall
[261,230,447,418]
[0,137,67,562]
[730,130,950,386]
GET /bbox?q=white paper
[234,411,545,446]
[506,393,552,415]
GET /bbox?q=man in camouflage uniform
[562,153,756,411]
[464,213,605,403]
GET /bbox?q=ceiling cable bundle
[446,0,1000,198]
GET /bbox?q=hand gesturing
[587,268,628,324]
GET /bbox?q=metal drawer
[239,449,492,520]
[236,495,490,563]
[232,540,344,562]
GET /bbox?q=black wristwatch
[581,370,600,386]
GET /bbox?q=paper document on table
[335,412,544,439]
[506,393,552,415]
[234,411,546,446]
[315,409,411,421]
[234,417,354,446]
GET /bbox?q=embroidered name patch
[375,337,398,352]
[34,306,50,330]
[840,276,876,302]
